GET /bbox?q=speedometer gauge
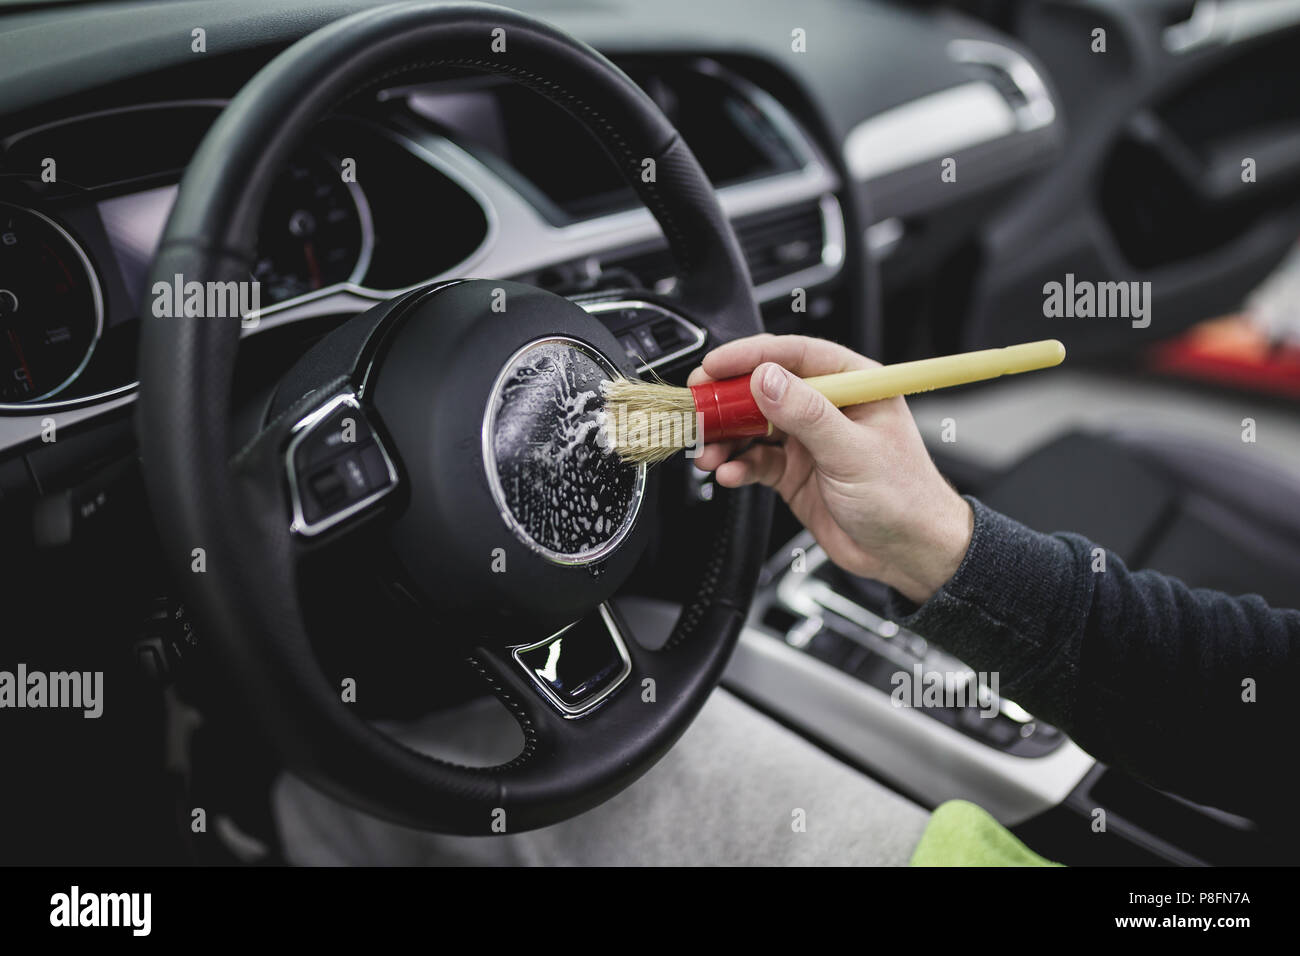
[0,203,103,404]
[252,153,371,305]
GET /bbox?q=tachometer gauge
[252,153,371,305]
[0,203,103,404]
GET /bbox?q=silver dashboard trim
[0,389,135,451]
[340,152,377,290]
[1166,0,1224,53]
[946,39,1057,133]
[843,81,1018,182]
[1164,0,1300,54]
[844,40,1056,184]
[236,149,838,340]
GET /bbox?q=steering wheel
[137,1,771,834]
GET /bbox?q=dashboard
[0,0,1073,468]
[0,60,843,436]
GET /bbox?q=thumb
[751,363,857,466]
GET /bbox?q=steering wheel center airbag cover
[484,336,645,565]
[368,280,652,630]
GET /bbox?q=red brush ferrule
[690,375,771,442]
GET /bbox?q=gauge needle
[303,240,323,290]
[7,328,34,390]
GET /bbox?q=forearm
[888,497,1300,815]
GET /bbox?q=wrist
[889,489,973,605]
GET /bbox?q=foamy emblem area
[488,340,641,560]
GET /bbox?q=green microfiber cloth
[909,799,1061,867]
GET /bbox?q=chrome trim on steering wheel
[481,335,647,565]
[511,603,633,718]
[286,391,399,537]
[578,299,707,372]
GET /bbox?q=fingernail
[760,363,787,402]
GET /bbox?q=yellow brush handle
[801,340,1066,407]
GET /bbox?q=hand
[689,334,973,604]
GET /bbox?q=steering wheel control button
[616,333,641,360]
[307,468,347,511]
[483,336,646,565]
[297,409,361,467]
[631,325,662,360]
[580,299,706,372]
[337,453,369,496]
[512,604,632,717]
[287,392,398,536]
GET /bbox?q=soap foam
[489,342,640,558]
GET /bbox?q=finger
[749,363,861,473]
[713,459,749,488]
[702,334,877,382]
[691,440,741,472]
[721,442,788,488]
[686,364,713,387]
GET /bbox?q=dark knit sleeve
[885,496,1300,816]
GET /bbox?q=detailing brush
[600,339,1066,465]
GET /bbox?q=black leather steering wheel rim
[137,0,772,834]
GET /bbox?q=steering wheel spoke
[282,391,399,540]
[479,602,637,722]
[232,386,400,555]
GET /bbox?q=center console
[723,530,1096,826]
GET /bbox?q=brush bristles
[599,377,699,465]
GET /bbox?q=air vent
[735,202,826,286]
[603,200,829,294]
[605,247,675,291]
